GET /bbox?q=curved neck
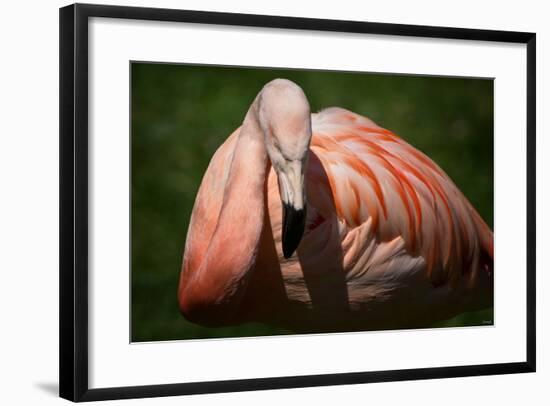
[184,100,270,320]
[213,103,270,264]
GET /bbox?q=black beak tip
[282,203,306,259]
[282,245,294,259]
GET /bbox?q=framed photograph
[59,3,536,402]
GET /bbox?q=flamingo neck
[190,102,270,318]
[216,105,270,261]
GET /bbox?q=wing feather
[311,107,493,287]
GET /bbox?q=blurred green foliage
[131,63,493,342]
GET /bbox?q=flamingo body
[178,80,493,332]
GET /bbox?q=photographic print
[131,63,494,342]
[60,5,535,400]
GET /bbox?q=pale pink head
[256,79,312,257]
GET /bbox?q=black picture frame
[59,3,536,402]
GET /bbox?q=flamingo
[177,78,493,333]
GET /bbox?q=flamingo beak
[278,160,306,258]
[282,202,306,259]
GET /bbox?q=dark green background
[131,63,494,342]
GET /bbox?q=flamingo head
[257,79,312,259]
